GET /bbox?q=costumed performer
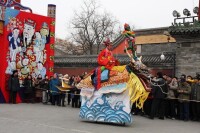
[123,23,138,60]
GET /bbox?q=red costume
[97,38,116,70]
[97,48,116,70]
[95,38,117,90]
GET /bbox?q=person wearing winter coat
[23,75,35,103]
[41,75,50,104]
[177,74,191,121]
[34,74,43,102]
[8,70,20,104]
[167,77,178,119]
[150,72,168,120]
[190,73,200,121]
[49,73,61,106]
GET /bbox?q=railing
[172,16,200,28]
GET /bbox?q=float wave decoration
[80,95,132,124]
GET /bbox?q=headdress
[124,23,130,29]
[103,38,112,47]
[24,19,36,28]
[42,22,48,29]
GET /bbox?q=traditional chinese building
[169,14,200,77]
[54,27,176,77]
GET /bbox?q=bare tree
[70,0,119,55]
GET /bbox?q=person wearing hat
[95,38,119,90]
[97,38,118,70]
[122,23,137,61]
[8,70,20,104]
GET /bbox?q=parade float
[76,24,151,125]
[0,0,55,103]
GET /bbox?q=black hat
[157,72,163,78]
[13,70,18,74]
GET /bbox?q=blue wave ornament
[80,93,132,124]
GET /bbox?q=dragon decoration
[75,23,152,125]
[0,0,32,13]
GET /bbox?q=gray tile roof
[54,53,175,68]
[169,26,200,36]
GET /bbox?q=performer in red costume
[97,38,118,70]
[94,38,119,90]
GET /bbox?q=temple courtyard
[0,103,199,133]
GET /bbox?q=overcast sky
[21,0,199,39]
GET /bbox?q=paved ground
[0,103,199,133]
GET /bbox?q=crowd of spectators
[8,71,85,108]
[7,70,200,122]
[131,72,200,122]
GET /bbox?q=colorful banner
[0,7,55,103]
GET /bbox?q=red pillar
[47,4,56,76]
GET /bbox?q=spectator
[34,74,43,102]
[150,72,168,120]
[71,88,79,108]
[186,75,194,86]
[143,90,153,116]
[23,74,35,103]
[8,70,20,104]
[190,73,200,121]
[48,76,53,104]
[166,77,178,119]
[49,73,61,106]
[59,74,69,107]
[42,75,50,104]
[71,76,81,108]
[177,74,191,121]
[67,75,75,105]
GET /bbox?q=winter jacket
[191,82,200,101]
[168,80,178,99]
[177,82,191,102]
[152,78,168,99]
[24,79,34,93]
[8,76,20,92]
[42,79,50,91]
[49,78,61,95]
